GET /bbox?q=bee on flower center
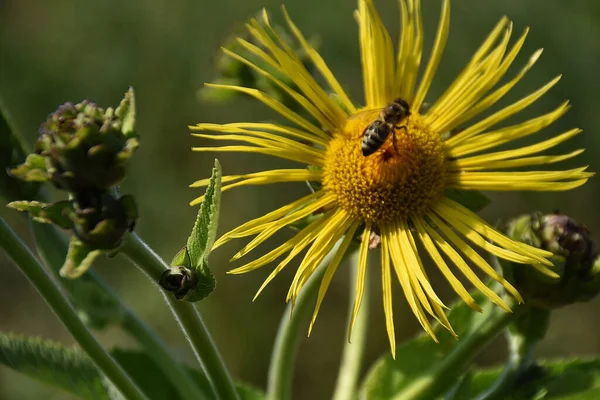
[360,97,411,156]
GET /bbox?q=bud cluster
[7,89,139,278]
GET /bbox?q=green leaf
[0,333,263,400]
[115,87,136,137]
[471,359,600,399]
[168,158,221,302]
[0,332,109,399]
[60,238,104,279]
[170,247,191,267]
[187,158,222,265]
[7,200,73,229]
[361,290,491,399]
[445,189,491,213]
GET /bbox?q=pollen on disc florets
[322,112,448,224]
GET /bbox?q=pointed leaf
[0,332,109,399]
[1,333,263,400]
[170,247,191,267]
[60,238,103,279]
[115,87,136,137]
[187,158,222,266]
[7,200,73,229]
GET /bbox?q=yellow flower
[190,0,592,356]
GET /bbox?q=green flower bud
[502,212,600,308]
[66,191,138,250]
[9,89,138,191]
[8,191,138,278]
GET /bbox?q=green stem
[120,232,239,400]
[266,243,341,400]
[0,218,148,400]
[121,312,211,398]
[332,250,369,400]
[474,332,537,400]
[31,222,205,400]
[475,306,549,400]
[395,305,522,400]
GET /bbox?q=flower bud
[66,191,138,250]
[10,89,138,192]
[502,212,600,308]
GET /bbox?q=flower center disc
[323,113,447,224]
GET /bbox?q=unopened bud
[67,191,137,250]
[9,89,138,191]
[502,212,600,308]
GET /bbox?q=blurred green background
[1,0,600,399]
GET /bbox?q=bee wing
[346,108,382,122]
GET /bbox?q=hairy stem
[31,221,206,400]
[121,232,239,400]
[0,218,147,400]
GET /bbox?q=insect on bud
[159,266,196,300]
[501,212,600,308]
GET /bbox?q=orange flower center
[322,112,448,224]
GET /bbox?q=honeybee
[352,98,411,156]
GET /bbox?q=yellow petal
[452,150,585,171]
[251,211,335,297]
[281,6,356,115]
[220,47,337,131]
[358,0,395,107]
[444,75,562,149]
[449,102,571,157]
[348,223,371,342]
[420,216,512,311]
[386,226,438,341]
[450,128,583,170]
[309,220,360,335]
[214,191,323,247]
[231,194,336,260]
[428,212,523,303]
[412,0,450,112]
[413,217,482,312]
[204,83,326,138]
[288,211,353,304]
[380,230,396,358]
